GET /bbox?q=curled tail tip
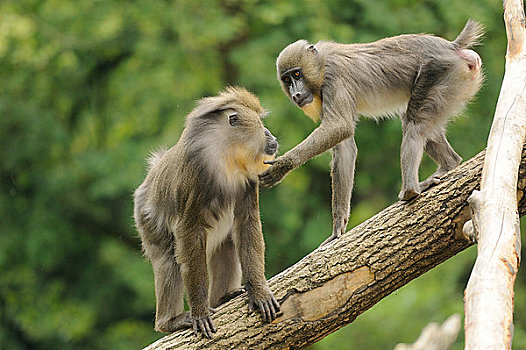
[454,19,485,49]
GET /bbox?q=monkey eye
[293,70,301,79]
[228,113,239,126]
[282,76,292,85]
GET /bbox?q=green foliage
[0,0,521,349]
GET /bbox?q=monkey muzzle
[294,92,314,108]
[264,128,278,156]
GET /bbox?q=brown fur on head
[182,86,277,185]
[188,86,267,123]
[276,40,325,99]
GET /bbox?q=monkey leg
[177,231,216,338]
[208,236,243,308]
[321,136,357,246]
[234,180,281,323]
[149,250,185,333]
[400,59,453,201]
[420,131,462,191]
[399,121,426,201]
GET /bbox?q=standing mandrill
[260,19,484,244]
[134,87,280,338]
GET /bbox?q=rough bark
[394,314,461,350]
[144,146,526,350]
[463,1,526,349]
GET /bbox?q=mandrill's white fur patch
[301,94,322,123]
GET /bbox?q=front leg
[234,180,281,322]
[322,136,357,245]
[176,229,216,338]
[399,121,425,201]
[259,117,355,188]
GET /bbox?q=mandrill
[134,87,280,338]
[260,19,484,244]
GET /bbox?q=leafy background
[1,0,524,349]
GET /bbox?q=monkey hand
[191,307,217,338]
[247,286,281,323]
[258,157,294,188]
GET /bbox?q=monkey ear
[307,44,317,53]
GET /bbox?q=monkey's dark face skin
[280,68,314,107]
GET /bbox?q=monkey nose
[264,129,278,155]
[265,141,278,156]
[292,93,302,103]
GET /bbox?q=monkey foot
[192,313,217,338]
[419,175,441,192]
[320,234,339,247]
[217,288,245,306]
[155,312,192,333]
[248,289,281,323]
[398,188,420,201]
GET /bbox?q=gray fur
[260,20,484,245]
[134,87,280,337]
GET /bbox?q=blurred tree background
[1,0,524,349]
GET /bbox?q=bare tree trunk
[463,2,526,349]
[144,147,526,350]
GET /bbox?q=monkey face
[280,68,314,107]
[225,109,278,175]
[276,40,324,122]
[183,87,278,180]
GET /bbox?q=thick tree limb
[144,146,526,350]
[463,2,526,349]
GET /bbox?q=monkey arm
[259,82,355,187]
[234,180,280,322]
[175,228,217,338]
[323,136,357,245]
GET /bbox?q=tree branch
[463,1,526,348]
[144,145,526,349]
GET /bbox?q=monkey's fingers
[198,319,212,339]
[258,170,282,188]
[271,294,281,313]
[192,316,216,338]
[258,300,271,323]
[202,316,216,338]
[267,300,278,321]
[192,320,199,336]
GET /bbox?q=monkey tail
[453,19,485,49]
[146,146,168,171]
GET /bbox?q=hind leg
[208,235,242,308]
[420,131,462,191]
[399,59,455,201]
[399,120,426,200]
[149,248,186,333]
